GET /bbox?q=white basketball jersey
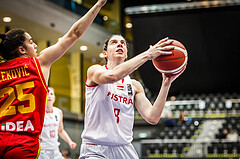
[81,66,135,145]
[40,107,61,149]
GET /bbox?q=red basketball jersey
[0,57,48,135]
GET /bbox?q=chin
[116,56,126,60]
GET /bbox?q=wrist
[141,51,152,61]
[162,78,172,87]
[96,1,105,8]
[95,3,102,8]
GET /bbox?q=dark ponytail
[0,34,6,40]
[0,28,27,61]
[0,34,7,62]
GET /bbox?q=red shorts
[0,132,40,159]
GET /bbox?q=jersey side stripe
[33,57,48,92]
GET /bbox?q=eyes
[29,39,34,45]
[49,92,55,96]
[109,40,126,46]
[27,38,36,45]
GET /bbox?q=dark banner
[131,6,240,95]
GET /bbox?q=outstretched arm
[38,0,107,82]
[134,66,186,125]
[58,110,77,149]
[86,37,175,86]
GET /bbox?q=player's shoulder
[87,64,107,77]
[131,79,144,93]
[53,107,62,113]
[88,64,104,70]
[131,79,141,86]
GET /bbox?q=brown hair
[0,28,27,61]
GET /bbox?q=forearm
[148,68,185,124]
[59,130,73,144]
[149,81,171,124]
[111,51,150,80]
[69,2,103,38]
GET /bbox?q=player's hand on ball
[162,65,186,84]
[147,37,174,60]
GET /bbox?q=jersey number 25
[0,81,35,117]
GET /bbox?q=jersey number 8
[114,108,120,124]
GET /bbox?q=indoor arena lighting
[125,22,132,28]
[80,45,88,51]
[3,17,11,23]
[125,0,240,15]
[103,16,108,21]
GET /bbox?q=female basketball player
[0,0,106,158]
[80,35,186,158]
[39,87,77,159]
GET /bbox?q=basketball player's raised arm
[133,67,185,125]
[86,38,174,85]
[38,0,107,70]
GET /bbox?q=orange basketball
[152,39,188,75]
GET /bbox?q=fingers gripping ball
[152,39,188,75]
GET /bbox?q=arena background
[1,0,240,158]
[130,5,240,96]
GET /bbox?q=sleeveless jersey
[0,57,48,135]
[81,65,135,145]
[40,107,61,149]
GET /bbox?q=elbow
[143,111,161,125]
[75,31,83,38]
[106,73,120,83]
[147,118,160,125]
[70,29,82,40]
[149,120,159,125]
[58,129,63,135]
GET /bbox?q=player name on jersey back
[0,64,29,83]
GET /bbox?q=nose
[34,43,38,50]
[117,42,123,48]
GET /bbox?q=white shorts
[38,148,64,159]
[79,143,139,159]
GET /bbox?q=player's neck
[46,105,53,113]
[107,59,124,69]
